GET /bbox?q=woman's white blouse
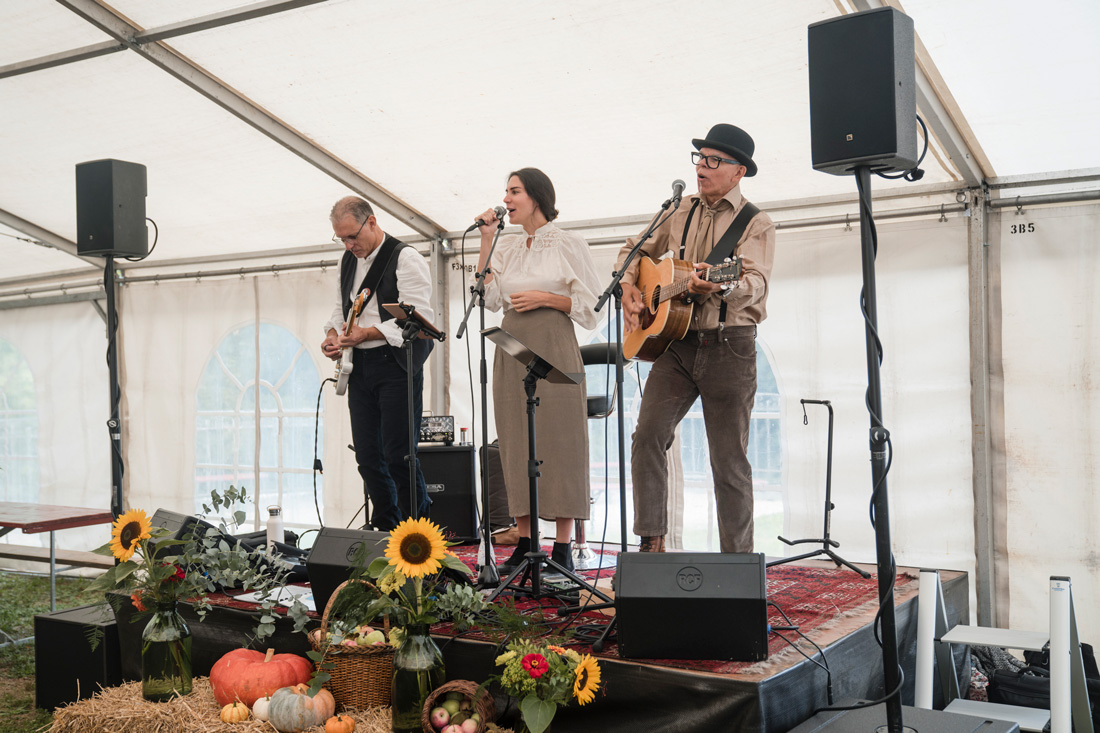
[479,222,601,330]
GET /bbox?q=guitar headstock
[350,290,367,318]
[707,256,743,285]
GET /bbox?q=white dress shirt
[324,237,435,349]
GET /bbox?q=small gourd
[220,701,250,723]
[325,713,356,733]
[267,683,337,733]
[253,694,272,722]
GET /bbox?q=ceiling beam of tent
[1,0,328,79]
[0,206,101,266]
[851,0,992,186]
[54,0,446,240]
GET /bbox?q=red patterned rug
[207,541,914,678]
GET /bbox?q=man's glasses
[332,218,367,244]
[691,152,741,169]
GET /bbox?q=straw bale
[49,677,515,733]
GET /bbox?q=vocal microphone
[670,179,686,203]
[467,206,508,232]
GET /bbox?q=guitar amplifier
[419,414,455,445]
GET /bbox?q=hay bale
[49,678,390,733]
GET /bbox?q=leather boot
[500,537,531,573]
[639,535,665,552]
[550,542,574,574]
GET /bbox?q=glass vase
[141,599,193,702]
[391,624,444,733]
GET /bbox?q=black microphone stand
[456,218,507,588]
[564,191,682,651]
[387,303,446,522]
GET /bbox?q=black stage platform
[107,564,969,732]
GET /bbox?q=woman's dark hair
[508,167,559,222]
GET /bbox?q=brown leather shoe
[639,535,665,552]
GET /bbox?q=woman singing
[474,168,601,574]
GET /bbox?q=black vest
[339,236,433,373]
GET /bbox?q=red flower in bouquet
[522,653,548,679]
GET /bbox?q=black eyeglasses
[692,152,741,169]
[332,218,367,244]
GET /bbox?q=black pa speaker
[808,6,917,175]
[420,445,479,544]
[75,158,148,257]
[615,552,768,661]
[34,604,122,710]
[305,527,391,613]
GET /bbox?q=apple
[361,629,386,646]
[441,699,461,716]
[460,718,478,733]
[429,706,450,729]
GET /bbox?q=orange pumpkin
[209,648,314,707]
[220,701,250,723]
[325,713,356,733]
[268,684,337,733]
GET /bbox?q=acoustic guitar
[334,291,367,395]
[624,256,743,362]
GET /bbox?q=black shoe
[550,542,574,574]
[500,537,531,574]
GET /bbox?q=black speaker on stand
[419,444,479,544]
[800,9,1016,732]
[75,158,148,519]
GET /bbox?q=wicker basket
[310,578,394,709]
[420,679,496,733]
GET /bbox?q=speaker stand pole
[104,254,124,519]
[856,165,906,733]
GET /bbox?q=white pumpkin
[252,695,272,722]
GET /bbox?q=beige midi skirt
[492,307,590,520]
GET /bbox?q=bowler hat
[692,124,758,177]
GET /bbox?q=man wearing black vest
[321,196,434,531]
[614,124,775,554]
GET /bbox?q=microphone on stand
[466,206,508,232]
[670,179,686,204]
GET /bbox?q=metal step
[945,698,1050,732]
[940,625,1049,651]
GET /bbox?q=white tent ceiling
[2,0,1096,286]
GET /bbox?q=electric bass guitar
[334,291,367,395]
[624,256,743,362]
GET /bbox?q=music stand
[384,302,445,521]
[481,326,615,605]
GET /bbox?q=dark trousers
[630,326,757,553]
[347,346,430,531]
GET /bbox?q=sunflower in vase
[490,640,602,733]
[88,508,209,609]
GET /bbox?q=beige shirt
[613,184,775,330]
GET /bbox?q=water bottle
[266,505,284,554]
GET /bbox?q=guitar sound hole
[650,285,661,310]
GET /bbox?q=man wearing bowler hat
[614,124,776,554]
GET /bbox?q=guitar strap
[353,237,401,311]
[678,198,760,322]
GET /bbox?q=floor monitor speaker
[305,527,390,613]
[420,445,479,544]
[615,552,768,661]
[34,604,122,710]
[808,7,917,175]
[75,158,148,257]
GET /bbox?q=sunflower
[109,509,152,562]
[385,517,446,578]
[573,654,601,705]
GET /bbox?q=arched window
[584,328,783,552]
[194,323,323,527]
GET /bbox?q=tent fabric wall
[0,301,110,557]
[118,268,437,531]
[998,203,1100,641]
